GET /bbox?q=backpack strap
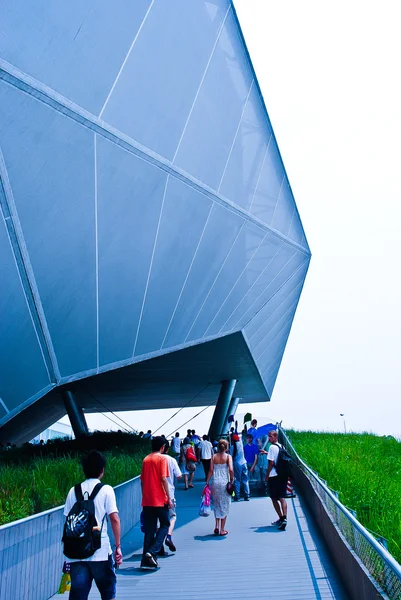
[74,484,83,501]
[89,482,104,500]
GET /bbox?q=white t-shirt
[63,479,118,562]
[199,439,213,459]
[172,437,181,454]
[165,454,182,499]
[267,443,282,478]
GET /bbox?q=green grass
[0,432,149,526]
[287,431,401,563]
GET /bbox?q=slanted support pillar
[208,380,237,441]
[62,390,89,438]
[222,396,241,435]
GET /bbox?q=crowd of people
[61,420,288,599]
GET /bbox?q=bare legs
[188,472,194,487]
[220,516,228,535]
[214,516,228,535]
[272,498,287,519]
[183,474,188,489]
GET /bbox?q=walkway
[52,474,348,600]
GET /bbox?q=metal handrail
[280,428,401,578]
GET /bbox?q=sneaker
[141,552,158,568]
[271,518,282,525]
[233,497,239,502]
[244,497,249,501]
[278,519,287,531]
[165,537,176,552]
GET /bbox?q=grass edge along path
[0,432,149,526]
[287,430,401,564]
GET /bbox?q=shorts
[69,555,116,600]
[169,498,177,519]
[268,476,287,500]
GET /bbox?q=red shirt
[141,453,170,507]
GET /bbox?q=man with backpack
[263,430,290,530]
[62,451,122,600]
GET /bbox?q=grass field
[287,431,401,563]
[0,433,149,526]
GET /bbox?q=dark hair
[151,436,166,452]
[161,439,170,453]
[191,429,195,434]
[246,434,253,441]
[217,439,228,453]
[82,451,106,479]
[175,432,180,437]
[202,434,208,441]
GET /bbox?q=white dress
[212,462,231,519]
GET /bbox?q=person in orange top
[140,436,173,569]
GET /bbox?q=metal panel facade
[0,0,310,440]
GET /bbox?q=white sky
[63,1,401,438]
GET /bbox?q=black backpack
[62,482,105,559]
[271,443,293,479]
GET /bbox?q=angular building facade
[0,0,310,443]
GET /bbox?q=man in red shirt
[140,436,173,569]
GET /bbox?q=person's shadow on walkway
[251,525,283,534]
[194,534,227,541]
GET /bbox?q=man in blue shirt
[244,434,259,480]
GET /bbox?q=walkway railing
[280,428,401,599]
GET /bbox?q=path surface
[52,473,348,600]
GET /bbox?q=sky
[63,1,401,439]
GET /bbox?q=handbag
[186,461,196,472]
[186,446,197,462]
[226,480,235,495]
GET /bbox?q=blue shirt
[244,443,259,464]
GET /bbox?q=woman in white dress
[206,439,234,536]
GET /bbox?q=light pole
[340,413,347,434]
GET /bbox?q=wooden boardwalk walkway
[52,474,348,600]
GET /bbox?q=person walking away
[179,436,196,489]
[160,440,182,553]
[199,434,213,480]
[172,432,181,461]
[247,419,258,439]
[143,430,152,439]
[191,429,202,462]
[63,451,122,600]
[230,434,250,501]
[140,436,173,568]
[206,439,234,536]
[263,430,287,530]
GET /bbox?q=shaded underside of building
[0,0,310,444]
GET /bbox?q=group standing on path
[60,425,290,597]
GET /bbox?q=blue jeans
[234,463,250,499]
[142,505,170,560]
[69,555,116,600]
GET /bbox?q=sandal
[213,528,219,535]
[220,530,229,536]
[188,484,194,488]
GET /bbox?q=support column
[208,380,237,441]
[62,390,89,438]
[222,396,240,435]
